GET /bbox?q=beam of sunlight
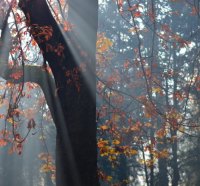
[55,1,98,101]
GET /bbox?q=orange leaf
[100,125,109,130]
[0,139,7,147]
[112,139,120,145]
[134,11,142,17]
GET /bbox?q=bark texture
[18,0,99,186]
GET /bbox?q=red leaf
[134,11,142,17]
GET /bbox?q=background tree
[97,0,200,185]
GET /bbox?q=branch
[1,65,58,124]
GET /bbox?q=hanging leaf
[112,139,120,145]
[27,118,36,129]
[100,125,109,130]
[134,11,142,17]
[0,139,7,147]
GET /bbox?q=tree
[13,0,99,186]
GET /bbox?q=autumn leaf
[178,126,185,133]
[130,121,141,132]
[111,114,121,122]
[0,114,4,119]
[99,146,110,156]
[40,163,55,173]
[27,118,36,129]
[31,39,37,46]
[63,21,73,31]
[96,33,113,53]
[129,149,138,155]
[128,4,139,11]
[123,60,130,69]
[38,153,53,161]
[9,70,23,80]
[134,11,142,17]
[156,129,166,139]
[144,122,152,127]
[108,155,117,161]
[0,139,7,147]
[106,176,112,181]
[112,139,120,145]
[118,0,123,7]
[152,87,163,94]
[15,13,21,24]
[100,125,109,130]
[159,149,170,158]
[98,139,109,148]
[7,117,14,125]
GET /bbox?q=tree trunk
[171,130,179,186]
[18,0,99,186]
[157,154,168,186]
[157,129,168,186]
[171,58,180,186]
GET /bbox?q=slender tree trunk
[149,132,154,186]
[117,155,129,185]
[157,149,168,186]
[142,144,149,186]
[157,120,168,186]
[171,58,180,186]
[171,130,179,186]
[19,1,99,186]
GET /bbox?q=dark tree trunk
[157,157,168,186]
[18,0,99,186]
[157,140,168,186]
[171,130,179,186]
